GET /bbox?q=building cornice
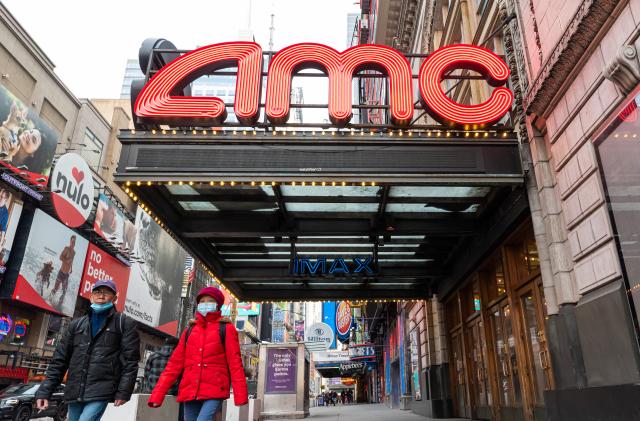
[523,0,619,117]
[0,3,55,71]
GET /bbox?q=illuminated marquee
[134,42,512,128]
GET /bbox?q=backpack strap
[183,325,193,350]
[219,321,227,348]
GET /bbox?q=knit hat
[196,287,225,307]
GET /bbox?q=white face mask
[197,302,218,316]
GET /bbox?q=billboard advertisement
[265,348,297,394]
[14,209,89,316]
[0,84,59,186]
[94,193,137,254]
[0,183,23,274]
[80,244,131,312]
[222,301,260,317]
[50,153,94,228]
[123,207,188,335]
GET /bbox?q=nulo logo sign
[134,42,513,128]
[335,301,352,337]
[50,153,94,228]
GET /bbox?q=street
[309,404,467,421]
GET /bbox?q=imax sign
[291,257,375,276]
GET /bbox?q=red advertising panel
[80,244,130,312]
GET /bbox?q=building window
[595,89,640,322]
[82,128,103,170]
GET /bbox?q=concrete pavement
[309,403,468,420]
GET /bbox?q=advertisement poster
[124,207,188,335]
[94,194,137,254]
[79,244,131,312]
[265,348,297,394]
[271,306,285,343]
[15,209,88,316]
[222,301,260,317]
[294,320,305,342]
[410,330,422,400]
[50,153,94,228]
[0,182,23,274]
[0,84,58,186]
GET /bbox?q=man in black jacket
[35,279,140,421]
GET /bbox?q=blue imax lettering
[291,256,375,275]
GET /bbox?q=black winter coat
[36,308,140,403]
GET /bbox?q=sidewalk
[309,403,467,420]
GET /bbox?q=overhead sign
[50,153,94,228]
[134,42,512,128]
[349,344,376,360]
[291,256,374,276]
[313,350,350,363]
[339,361,366,376]
[304,322,335,351]
[335,301,352,339]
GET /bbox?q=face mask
[90,302,114,313]
[197,302,218,316]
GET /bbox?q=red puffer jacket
[148,311,248,406]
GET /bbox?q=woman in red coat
[148,287,248,420]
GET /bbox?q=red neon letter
[419,44,513,128]
[134,42,262,126]
[266,43,413,126]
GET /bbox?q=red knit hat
[196,287,225,307]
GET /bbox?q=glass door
[467,317,492,419]
[490,301,523,417]
[519,280,553,420]
[451,330,469,417]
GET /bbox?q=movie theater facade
[117,34,640,421]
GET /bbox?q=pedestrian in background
[148,287,248,420]
[36,279,140,421]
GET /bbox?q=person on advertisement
[0,189,10,250]
[148,287,248,420]
[51,235,76,307]
[35,279,140,421]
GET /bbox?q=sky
[3,0,360,99]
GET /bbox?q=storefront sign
[265,348,297,394]
[349,344,376,360]
[291,256,374,275]
[80,244,131,312]
[0,173,42,201]
[50,153,94,228]
[335,301,352,340]
[339,361,366,376]
[313,350,350,363]
[304,322,334,351]
[135,42,512,128]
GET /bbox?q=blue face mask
[197,302,218,316]
[90,302,114,313]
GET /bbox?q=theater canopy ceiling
[115,39,527,301]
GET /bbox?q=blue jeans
[68,401,109,421]
[183,399,223,421]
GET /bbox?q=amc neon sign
[134,42,512,128]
